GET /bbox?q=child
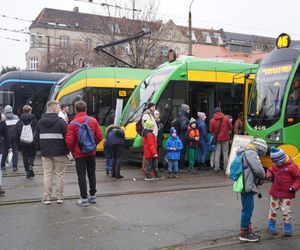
[238,138,267,242]
[165,127,183,178]
[267,147,300,236]
[186,118,200,174]
[142,120,159,180]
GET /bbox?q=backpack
[135,116,143,136]
[20,122,34,144]
[71,116,96,153]
[229,151,244,181]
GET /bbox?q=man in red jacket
[209,107,232,173]
[66,101,102,206]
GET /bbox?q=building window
[109,23,120,34]
[213,33,223,45]
[59,36,69,47]
[30,58,38,70]
[124,43,132,55]
[167,29,174,39]
[86,38,92,50]
[202,32,212,44]
[31,34,42,48]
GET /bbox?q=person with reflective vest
[186,118,200,174]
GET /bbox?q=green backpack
[233,174,244,193]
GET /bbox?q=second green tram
[49,67,152,151]
[119,56,257,162]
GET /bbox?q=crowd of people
[138,103,244,179]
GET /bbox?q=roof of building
[30,8,163,34]
[191,44,267,64]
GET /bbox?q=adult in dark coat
[0,112,9,194]
[178,104,190,171]
[16,105,37,178]
[105,125,126,179]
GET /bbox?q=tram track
[0,181,231,207]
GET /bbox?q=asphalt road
[0,157,300,250]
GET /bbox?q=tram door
[189,82,214,121]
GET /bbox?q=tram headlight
[267,129,282,142]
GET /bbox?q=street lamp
[188,0,198,56]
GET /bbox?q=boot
[267,220,277,235]
[239,227,260,242]
[283,223,292,237]
[29,165,35,177]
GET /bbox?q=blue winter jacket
[165,136,183,160]
[196,118,209,143]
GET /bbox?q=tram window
[286,77,300,115]
[215,83,244,121]
[0,91,14,107]
[60,89,83,116]
[156,81,187,132]
[84,88,114,126]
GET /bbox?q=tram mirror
[167,49,176,63]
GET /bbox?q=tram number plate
[118,90,127,97]
[254,125,266,131]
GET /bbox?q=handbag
[233,174,244,192]
[211,118,223,146]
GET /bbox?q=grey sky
[1,0,299,69]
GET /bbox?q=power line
[0,35,27,43]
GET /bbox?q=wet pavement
[0,154,300,250]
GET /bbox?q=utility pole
[188,0,197,56]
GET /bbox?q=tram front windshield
[122,67,175,125]
[248,61,293,127]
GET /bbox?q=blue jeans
[198,140,208,164]
[241,192,254,228]
[1,139,18,168]
[168,159,178,175]
[105,158,112,173]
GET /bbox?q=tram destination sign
[276,33,291,49]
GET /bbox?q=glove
[268,176,274,182]
[289,187,296,194]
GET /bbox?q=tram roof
[0,70,66,83]
[156,56,258,73]
[261,47,300,66]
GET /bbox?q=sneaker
[57,199,64,204]
[88,195,96,203]
[77,198,89,207]
[190,169,198,174]
[0,187,5,196]
[174,174,179,178]
[12,166,18,172]
[116,175,124,179]
[239,228,260,242]
[41,198,51,205]
[144,176,153,181]
[105,170,110,175]
[167,175,172,178]
[179,169,186,173]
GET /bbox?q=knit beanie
[170,127,176,134]
[251,138,268,157]
[189,117,196,125]
[197,112,207,120]
[181,104,190,113]
[270,146,286,164]
[4,105,13,114]
[144,120,154,130]
[147,102,156,109]
[214,107,222,113]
